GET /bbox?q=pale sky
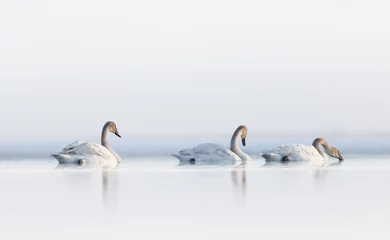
[0,0,389,141]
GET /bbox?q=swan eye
[109,123,117,132]
[242,130,248,138]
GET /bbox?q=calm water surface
[0,153,389,240]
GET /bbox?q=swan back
[262,144,324,162]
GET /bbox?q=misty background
[0,0,389,155]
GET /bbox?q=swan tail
[172,153,183,161]
[261,153,280,162]
[51,153,82,164]
[172,153,194,163]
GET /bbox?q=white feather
[173,126,251,163]
[262,144,327,162]
[173,143,242,163]
[52,140,119,164]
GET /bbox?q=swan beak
[242,138,246,146]
[115,131,121,138]
[336,149,343,161]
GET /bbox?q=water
[1,152,390,240]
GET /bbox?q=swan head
[313,138,343,161]
[107,121,121,138]
[240,125,248,146]
[326,147,344,161]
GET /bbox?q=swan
[173,125,251,163]
[261,138,344,162]
[51,121,122,164]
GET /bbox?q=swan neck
[101,123,111,149]
[230,128,241,151]
[230,128,248,160]
[313,140,329,159]
[100,122,121,162]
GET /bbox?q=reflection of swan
[262,138,343,163]
[314,160,344,187]
[51,121,122,164]
[262,161,304,168]
[175,160,242,168]
[231,162,247,202]
[173,125,251,163]
[101,167,119,210]
[54,160,119,210]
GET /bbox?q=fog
[0,0,389,141]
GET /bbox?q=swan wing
[263,144,321,161]
[61,140,88,152]
[52,141,116,163]
[174,143,240,162]
[63,142,113,158]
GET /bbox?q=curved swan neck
[101,122,111,149]
[312,138,330,159]
[100,121,121,162]
[230,127,242,151]
[230,126,249,160]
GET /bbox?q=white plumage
[173,143,242,163]
[52,140,119,164]
[173,125,251,163]
[262,144,326,162]
[262,138,343,163]
[51,121,122,164]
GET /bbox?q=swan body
[51,121,122,164]
[262,144,326,162]
[52,141,117,164]
[174,143,242,163]
[262,138,343,162]
[173,125,251,163]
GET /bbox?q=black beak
[242,138,246,146]
[336,149,343,161]
[115,131,121,138]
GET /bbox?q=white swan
[262,138,344,162]
[173,125,251,163]
[51,121,122,164]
